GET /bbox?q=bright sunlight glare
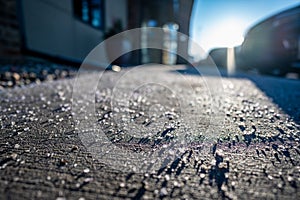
[190,18,246,61]
[202,19,245,49]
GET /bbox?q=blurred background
[0,0,193,65]
[0,0,299,76]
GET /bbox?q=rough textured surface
[0,58,78,89]
[0,65,299,199]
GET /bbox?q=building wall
[177,0,194,63]
[0,0,192,64]
[0,0,21,56]
[127,0,194,64]
[21,0,127,62]
[105,0,127,30]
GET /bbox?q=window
[73,0,104,29]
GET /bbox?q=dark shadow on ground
[172,65,300,123]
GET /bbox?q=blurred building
[239,4,300,74]
[207,4,300,75]
[20,0,127,63]
[127,0,194,64]
[0,0,194,65]
[0,0,22,56]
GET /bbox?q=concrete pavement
[0,65,299,199]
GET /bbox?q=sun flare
[190,18,247,60]
[202,18,246,49]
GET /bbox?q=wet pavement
[0,65,299,199]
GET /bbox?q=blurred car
[207,46,242,69]
[207,47,227,68]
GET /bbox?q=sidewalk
[0,57,78,89]
[0,65,299,199]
